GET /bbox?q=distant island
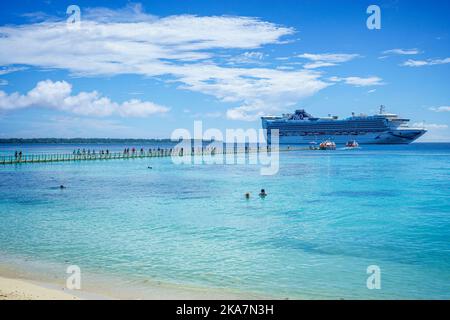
[0,138,212,144]
[0,138,177,144]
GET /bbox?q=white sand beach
[0,276,80,300]
[0,270,262,300]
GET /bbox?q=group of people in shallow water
[245,189,267,199]
[73,148,109,155]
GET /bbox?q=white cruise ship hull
[273,129,426,145]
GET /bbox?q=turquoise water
[0,143,449,299]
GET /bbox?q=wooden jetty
[0,146,308,165]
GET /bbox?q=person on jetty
[259,189,267,198]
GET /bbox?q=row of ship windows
[268,127,387,131]
[271,121,387,126]
[268,124,387,130]
[272,131,384,136]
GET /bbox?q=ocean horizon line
[1,138,449,144]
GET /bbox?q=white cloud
[83,3,158,23]
[0,80,169,117]
[0,16,293,72]
[0,79,8,86]
[303,62,337,69]
[329,76,384,87]
[429,106,450,112]
[413,122,448,129]
[382,48,420,55]
[0,13,312,120]
[367,89,377,93]
[120,99,168,117]
[402,58,450,67]
[297,53,360,69]
[174,65,329,120]
[227,51,265,65]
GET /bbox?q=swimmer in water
[259,189,267,197]
[245,192,250,199]
[59,185,66,189]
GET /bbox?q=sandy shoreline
[0,252,270,300]
[0,273,266,300]
[0,276,81,300]
[0,259,266,300]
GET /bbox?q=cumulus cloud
[0,80,169,117]
[328,76,384,87]
[402,58,450,67]
[429,106,450,112]
[297,53,360,69]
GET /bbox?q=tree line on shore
[0,138,182,144]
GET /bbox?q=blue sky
[0,0,449,140]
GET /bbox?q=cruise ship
[262,106,426,144]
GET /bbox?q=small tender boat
[345,140,359,148]
[319,140,336,150]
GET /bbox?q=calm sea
[0,142,449,299]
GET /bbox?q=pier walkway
[0,146,305,165]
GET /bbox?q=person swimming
[245,192,250,199]
[259,189,267,197]
[59,185,66,189]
